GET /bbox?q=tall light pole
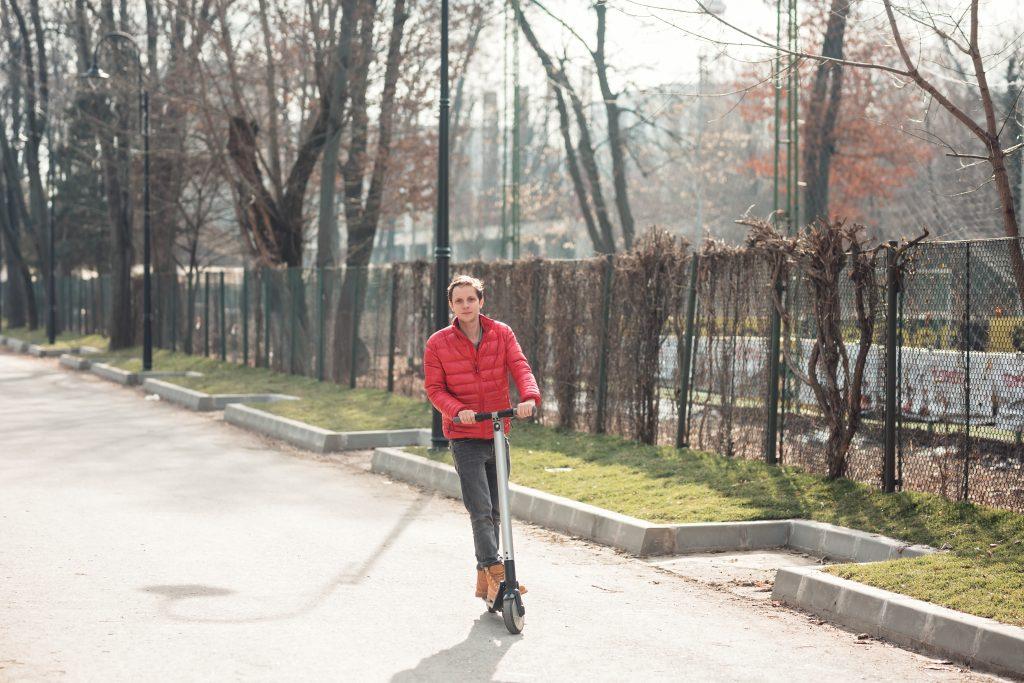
[81,32,152,371]
[46,129,57,345]
[432,0,451,448]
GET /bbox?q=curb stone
[90,364,203,387]
[4,337,28,353]
[59,353,92,370]
[90,363,140,386]
[371,447,673,555]
[223,403,431,453]
[28,344,79,358]
[773,565,1024,679]
[142,378,298,412]
[370,448,934,562]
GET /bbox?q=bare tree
[695,0,1024,305]
[515,2,616,253]
[744,214,926,478]
[331,0,412,382]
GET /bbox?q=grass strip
[409,422,1024,627]
[2,325,107,350]
[95,348,429,432]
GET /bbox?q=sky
[494,0,1024,92]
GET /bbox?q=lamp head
[705,0,726,14]
[79,63,110,81]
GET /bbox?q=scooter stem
[492,417,516,581]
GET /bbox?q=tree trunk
[315,0,358,269]
[802,0,852,224]
[332,0,409,383]
[593,1,634,249]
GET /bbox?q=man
[424,274,541,606]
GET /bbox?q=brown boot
[484,563,527,605]
[474,568,487,599]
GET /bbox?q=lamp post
[431,0,451,449]
[81,32,152,371]
[46,130,57,345]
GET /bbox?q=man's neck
[459,316,482,341]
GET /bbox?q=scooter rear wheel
[502,592,524,634]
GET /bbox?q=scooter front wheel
[502,591,525,634]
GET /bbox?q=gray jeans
[451,438,510,570]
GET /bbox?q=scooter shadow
[390,614,519,682]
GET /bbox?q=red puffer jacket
[424,314,541,440]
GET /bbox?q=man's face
[449,285,483,324]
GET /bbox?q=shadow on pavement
[390,615,518,682]
[142,492,434,624]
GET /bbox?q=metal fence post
[317,266,325,382]
[595,254,614,434]
[677,255,700,448]
[349,267,362,389]
[387,266,399,393]
[203,271,210,357]
[883,242,899,493]
[263,268,271,369]
[219,271,227,361]
[185,272,194,355]
[764,274,784,465]
[289,268,298,375]
[242,269,249,366]
[962,242,972,502]
[170,275,177,352]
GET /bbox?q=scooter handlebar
[452,408,533,424]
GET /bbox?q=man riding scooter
[423,274,540,606]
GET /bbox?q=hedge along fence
[28,227,1024,513]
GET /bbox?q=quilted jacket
[424,313,541,440]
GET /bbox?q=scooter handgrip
[452,408,518,424]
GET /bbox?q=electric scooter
[453,407,527,634]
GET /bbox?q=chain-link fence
[14,235,1024,513]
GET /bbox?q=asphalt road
[0,351,999,681]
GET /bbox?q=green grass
[409,421,1024,627]
[95,348,430,432]
[2,325,107,350]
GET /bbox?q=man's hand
[516,400,536,420]
[457,409,476,424]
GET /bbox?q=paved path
[0,352,998,681]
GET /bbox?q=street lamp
[46,130,57,345]
[80,32,152,371]
[431,0,451,449]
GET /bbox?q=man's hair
[447,274,484,302]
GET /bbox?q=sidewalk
[0,352,997,681]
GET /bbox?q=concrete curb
[28,344,80,358]
[370,447,673,555]
[89,364,203,387]
[223,404,431,453]
[773,565,1024,679]
[59,353,92,370]
[141,378,298,412]
[368,448,936,562]
[4,336,28,353]
[90,362,140,386]
[787,519,933,562]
